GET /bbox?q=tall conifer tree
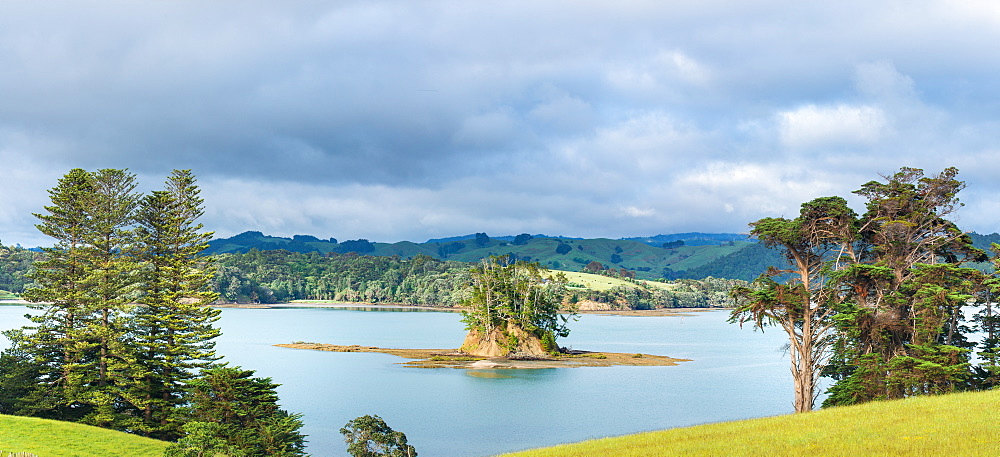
[77,168,142,428]
[13,169,96,420]
[11,168,141,425]
[133,169,220,439]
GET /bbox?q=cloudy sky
[2,1,1000,246]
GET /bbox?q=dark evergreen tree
[824,167,986,406]
[474,232,490,247]
[512,233,533,245]
[132,169,221,438]
[78,168,142,428]
[169,366,306,457]
[10,169,102,420]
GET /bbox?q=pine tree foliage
[0,168,240,443]
[14,168,118,421]
[823,167,986,405]
[170,366,306,457]
[132,169,221,439]
[77,168,142,428]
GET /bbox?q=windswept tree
[461,256,573,357]
[735,167,988,411]
[730,196,857,412]
[824,167,986,405]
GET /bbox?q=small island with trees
[277,256,689,368]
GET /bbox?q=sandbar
[274,343,690,368]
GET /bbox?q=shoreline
[274,342,691,368]
[4,298,724,317]
[214,300,723,316]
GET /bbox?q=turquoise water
[0,306,792,456]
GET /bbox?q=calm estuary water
[0,305,792,456]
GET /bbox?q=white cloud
[5,1,1000,245]
[778,104,888,149]
[675,162,841,217]
[622,206,656,217]
[606,50,714,100]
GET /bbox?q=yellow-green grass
[554,271,675,292]
[499,389,1000,457]
[0,414,169,457]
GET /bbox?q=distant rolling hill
[205,231,786,281]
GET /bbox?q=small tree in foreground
[341,414,417,457]
[167,366,306,457]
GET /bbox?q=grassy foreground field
[0,414,168,457]
[499,389,1000,457]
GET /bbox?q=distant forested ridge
[204,231,775,281]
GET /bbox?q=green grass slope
[499,389,1000,457]
[555,271,674,292]
[0,414,169,457]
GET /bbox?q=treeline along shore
[0,245,744,310]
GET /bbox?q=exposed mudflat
[274,343,690,368]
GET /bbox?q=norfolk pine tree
[0,168,227,439]
[8,169,96,420]
[77,168,142,428]
[8,168,142,426]
[133,169,221,439]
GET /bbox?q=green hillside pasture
[372,240,439,258]
[0,414,169,457]
[665,241,752,271]
[449,238,683,278]
[498,389,1000,457]
[554,271,674,292]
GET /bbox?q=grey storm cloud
[2,1,1000,246]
